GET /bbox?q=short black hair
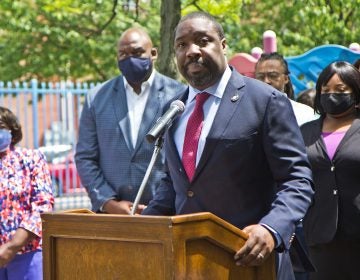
[0,106,23,145]
[175,11,225,40]
[255,52,295,100]
[314,61,360,115]
[296,88,316,109]
[353,58,360,70]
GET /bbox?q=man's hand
[234,224,275,266]
[103,199,145,214]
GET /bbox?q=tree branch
[85,0,118,38]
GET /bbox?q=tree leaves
[0,0,358,82]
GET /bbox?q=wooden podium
[41,211,275,280]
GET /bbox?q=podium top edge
[41,211,246,237]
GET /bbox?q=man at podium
[142,12,314,280]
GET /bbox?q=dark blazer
[143,69,314,280]
[301,117,360,246]
[75,72,185,211]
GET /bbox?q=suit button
[187,190,194,197]
[289,233,295,243]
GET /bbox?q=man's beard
[183,61,214,88]
[186,71,214,88]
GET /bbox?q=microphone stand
[131,136,164,216]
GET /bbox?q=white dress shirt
[124,71,155,148]
[174,66,232,166]
[289,99,319,126]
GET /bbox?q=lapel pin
[231,94,239,102]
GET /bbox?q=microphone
[146,100,185,143]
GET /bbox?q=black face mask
[320,93,355,115]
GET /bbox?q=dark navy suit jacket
[143,69,314,280]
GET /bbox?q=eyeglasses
[255,71,284,81]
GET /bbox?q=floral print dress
[0,147,54,254]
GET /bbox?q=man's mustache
[185,60,207,69]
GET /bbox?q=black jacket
[301,117,360,246]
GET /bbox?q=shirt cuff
[99,203,106,212]
[260,223,283,249]
[99,197,116,212]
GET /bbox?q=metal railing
[0,79,98,210]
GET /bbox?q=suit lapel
[194,71,246,181]
[166,72,247,183]
[167,90,190,175]
[313,117,360,161]
[334,117,360,157]
[111,77,133,153]
[311,118,330,159]
[133,73,162,154]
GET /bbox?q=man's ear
[221,38,227,55]
[284,74,290,85]
[151,48,158,60]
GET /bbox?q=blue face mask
[0,129,12,152]
[118,56,152,83]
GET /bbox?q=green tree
[0,0,358,82]
[0,0,162,81]
[181,0,360,56]
[235,0,360,56]
[157,0,181,79]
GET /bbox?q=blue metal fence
[0,79,99,210]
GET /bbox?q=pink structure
[228,47,262,77]
[228,30,278,77]
[349,43,360,53]
[229,30,360,86]
[263,30,277,53]
[251,47,263,59]
[228,53,258,78]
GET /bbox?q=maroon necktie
[182,92,210,181]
